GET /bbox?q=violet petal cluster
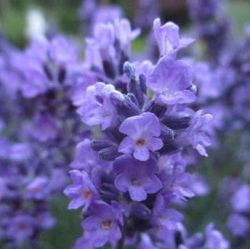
[65,17,215,249]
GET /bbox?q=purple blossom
[204,224,229,249]
[92,23,115,60]
[227,213,249,237]
[231,185,250,213]
[119,112,163,161]
[26,176,50,200]
[8,142,32,161]
[179,110,213,156]
[183,223,229,249]
[113,156,162,201]
[29,114,58,142]
[147,57,196,105]
[64,170,97,210]
[6,214,34,242]
[152,195,183,232]
[93,6,122,25]
[48,36,77,66]
[113,18,140,53]
[77,82,123,130]
[153,18,194,57]
[81,202,122,247]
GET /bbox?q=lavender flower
[81,202,122,247]
[64,170,97,210]
[147,57,195,105]
[65,16,214,249]
[153,18,194,57]
[114,156,162,201]
[26,176,50,200]
[0,31,83,247]
[118,112,163,161]
[77,82,123,130]
[5,214,34,242]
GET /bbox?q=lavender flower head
[0,30,84,247]
[65,16,215,249]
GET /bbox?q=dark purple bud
[161,116,191,130]
[145,101,166,118]
[103,60,116,79]
[160,139,179,154]
[100,189,118,202]
[127,78,144,108]
[139,74,147,94]
[105,127,124,142]
[111,93,140,117]
[58,66,66,83]
[43,63,53,80]
[98,146,120,161]
[91,140,114,151]
[127,93,139,106]
[131,203,151,220]
[175,231,184,246]
[161,125,175,140]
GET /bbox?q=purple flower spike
[114,156,162,201]
[62,15,216,249]
[64,170,97,211]
[81,202,122,247]
[119,112,163,161]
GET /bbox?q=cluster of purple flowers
[0,139,56,248]
[188,2,250,147]
[139,223,229,249]
[188,2,250,247]
[1,0,250,248]
[0,34,85,247]
[63,16,228,249]
[187,0,231,64]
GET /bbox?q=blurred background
[1,0,250,46]
[0,0,250,249]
